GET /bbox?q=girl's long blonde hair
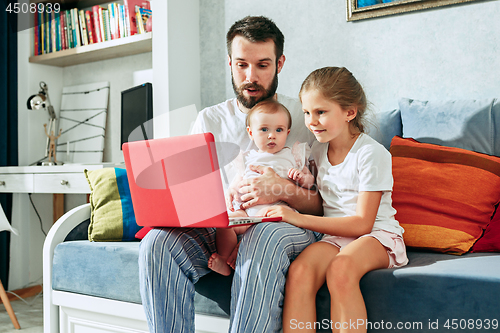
[299,67,368,133]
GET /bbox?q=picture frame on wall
[347,0,484,21]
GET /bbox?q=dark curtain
[0,0,19,290]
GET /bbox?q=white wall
[199,0,500,112]
[152,0,200,139]
[62,52,152,163]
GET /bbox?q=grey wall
[200,0,499,112]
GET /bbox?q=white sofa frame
[43,204,230,333]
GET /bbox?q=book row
[33,0,152,56]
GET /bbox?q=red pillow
[471,207,500,252]
[390,136,500,254]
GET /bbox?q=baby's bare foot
[208,253,232,276]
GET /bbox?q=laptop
[122,133,281,228]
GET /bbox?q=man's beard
[232,71,279,109]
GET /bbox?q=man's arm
[237,165,323,216]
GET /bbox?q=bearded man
[139,16,322,333]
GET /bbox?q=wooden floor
[0,285,42,304]
[0,285,43,332]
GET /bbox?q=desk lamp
[27,81,59,166]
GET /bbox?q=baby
[208,99,315,276]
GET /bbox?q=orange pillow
[390,136,500,254]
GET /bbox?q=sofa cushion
[472,206,500,253]
[359,251,500,333]
[366,108,402,151]
[399,98,499,156]
[52,240,500,331]
[85,168,141,241]
[52,241,230,317]
[390,136,500,254]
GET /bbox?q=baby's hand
[288,168,304,182]
[288,167,315,189]
[225,187,239,212]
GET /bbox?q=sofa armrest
[43,203,91,333]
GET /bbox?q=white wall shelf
[29,32,152,67]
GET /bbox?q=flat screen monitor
[121,83,153,149]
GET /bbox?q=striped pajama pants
[138,222,319,333]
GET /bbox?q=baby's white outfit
[233,142,310,217]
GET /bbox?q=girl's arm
[266,191,382,237]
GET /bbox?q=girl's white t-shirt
[311,133,404,236]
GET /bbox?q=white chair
[0,204,20,329]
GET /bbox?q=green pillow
[84,168,140,241]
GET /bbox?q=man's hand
[237,165,286,210]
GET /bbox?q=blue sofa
[43,98,500,333]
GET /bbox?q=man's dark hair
[226,16,285,63]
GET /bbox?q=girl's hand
[264,206,303,227]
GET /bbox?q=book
[66,10,73,48]
[123,4,130,36]
[103,9,111,41]
[98,7,105,42]
[114,3,120,38]
[118,4,125,38]
[135,10,144,34]
[72,8,81,47]
[79,10,88,45]
[137,7,151,34]
[123,0,150,36]
[34,12,39,55]
[55,11,61,51]
[51,11,56,52]
[121,4,128,37]
[85,10,95,44]
[92,5,102,43]
[108,3,116,39]
[59,11,64,50]
[45,11,49,53]
[40,12,45,54]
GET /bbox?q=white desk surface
[0,163,123,174]
[0,163,125,194]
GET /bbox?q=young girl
[265,67,408,332]
[208,99,315,276]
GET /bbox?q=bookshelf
[29,0,152,67]
[29,31,151,67]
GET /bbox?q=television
[120,83,153,149]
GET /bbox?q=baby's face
[247,110,290,154]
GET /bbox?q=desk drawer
[0,174,34,193]
[34,173,90,194]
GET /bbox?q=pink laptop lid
[123,133,231,228]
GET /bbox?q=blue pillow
[399,98,500,156]
[366,108,402,151]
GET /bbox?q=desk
[0,164,122,291]
[0,164,119,222]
